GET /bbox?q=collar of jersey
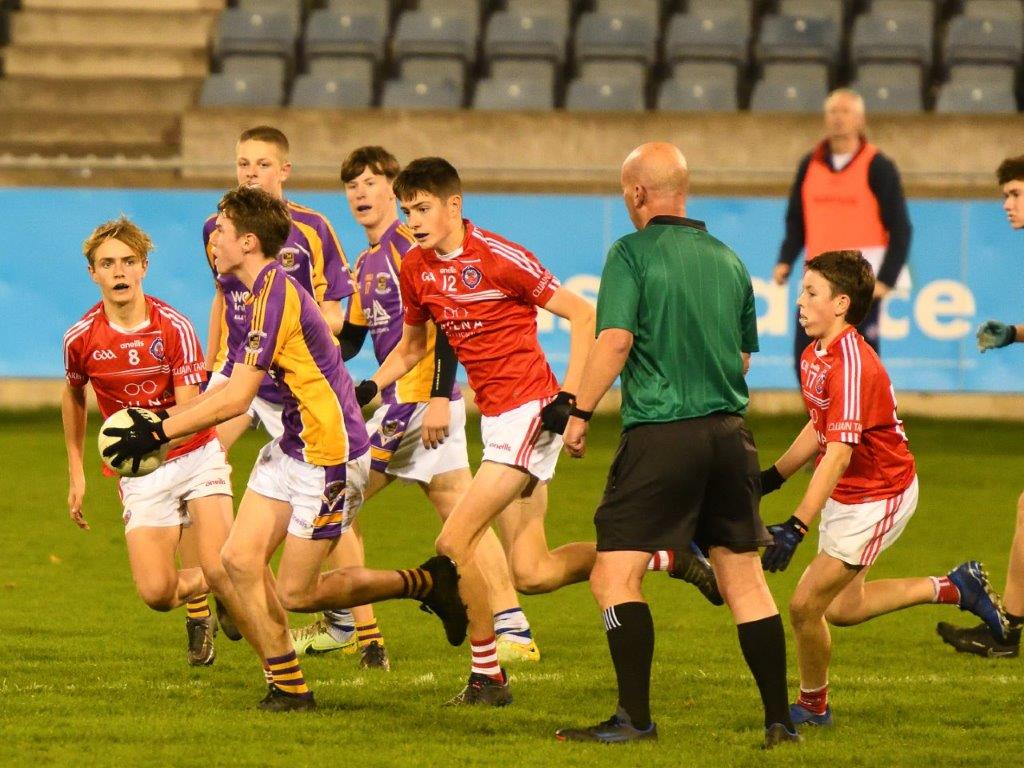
[248,260,280,302]
[645,214,707,231]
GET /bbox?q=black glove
[540,391,576,434]
[760,465,786,496]
[101,408,169,476]
[761,516,808,573]
[354,379,379,407]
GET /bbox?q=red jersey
[399,220,560,416]
[800,326,915,504]
[63,296,214,463]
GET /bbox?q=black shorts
[594,414,771,553]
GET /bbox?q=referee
[556,143,799,748]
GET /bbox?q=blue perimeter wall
[2,187,1021,392]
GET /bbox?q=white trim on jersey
[840,333,862,441]
[154,303,201,366]
[62,313,98,373]
[449,290,507,303]
[470,229,542,279]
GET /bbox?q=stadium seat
[658,62,739,111]
[750,63,828,111]
[290,73,373,108]
[853,61,924,92]
[303,8,388,64]
[401,57,466,90]
[392,8,477,64]
[506,0,573,32]
[943,16,1023,68]
[214,8,297,64]
[380,78,462,109]
[779,0,845,26]
[473,77,555,110]
[688,0,755,22]
[199,73,284,107]
[326,0,391,15]
[490,58,558,90]
[484,8,567,64]
[963,0,1024,22]
[756,14,841,66]
[849,11,933,68]
[869,0,936,27]
[238,0,302,27]
[662,10,750,66]
[418,0,483,30]
[936,81,1018,113]
[849,79,923,112]
[574,10,658,65]
[577,60,647,83]
[595,0,661,25]
[947,63,1017,90]
[565,76,646,111]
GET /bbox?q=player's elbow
[600,328,634,356]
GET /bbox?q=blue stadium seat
[565,77,646,111]
[658,62,739,111]
[401,57,466,90]
[849,78,923,112]
[849,11,933,67]
[391,8,477,64]
[943,16,1023,68]
[290,73,373,107]
[574,10,658,65]
[663,10,749,65]
[485,8,567,64]
[473,77,554,110]
[750,63,828,112]
[936,81,1018,113]
[214,8,297,64]
[853,62,924,92]
[756,14,841,66]
[199,73,284,106]
[303,8,388,63]
[490,58,558,90]
[380,78,462,109]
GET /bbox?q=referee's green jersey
[596,215,759,429]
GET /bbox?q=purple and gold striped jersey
[237,261,368,466]
[204,200,354,403]
[347,219,461,405]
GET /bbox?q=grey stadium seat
[214,8,297,63]
[756,14,841,66]
[392,8,477,63]
[663,10,750,65]
[658,62,739,111]
[869,0,936,27]
[853,62,923,92]
[239,0,302,27]
[401,57,466,90]
[506,0,573,32]
[963,0,1024,22]
[303,8,388,63]
[688,0,755,23]
[943,16,1023,67]
[595,0,660,25]
[578,60,647,82]
[199,73,284,106]
[750,63,828,111]
[308,55,374,81]
[418,0,483,30]
[326,0,391,16]
[849,79,923,112]
[936,81,1018,113]
[473,77,554,110]
[849,12,933,67]
[290,72,373,108]
[565,76,646,111]
[947,63,1017,90]
[490,58,558,90]
[221,54,287,85]
[574,10,658,65]
[485,8,567,64]
[380,78,462,109]
[779,0,845,26]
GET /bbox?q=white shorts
[367,399,470,483]
[247,439,370,540]
[480,396,562,482]
[818,475,919,567]
[119,439,232,534]
[209,371,284,439]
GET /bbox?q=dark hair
[807,250,875,326]
[393,157,462,202]
[997,155,1024,185]
[238,125,289,156]
[217,185,292,258]
[341,146,400,183]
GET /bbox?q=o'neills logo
[828,421,860,433]
[488,442,512,452]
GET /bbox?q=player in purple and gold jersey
[290,147,540,667]
[103,186,467,712]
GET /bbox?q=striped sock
[494,607,533,643]
[356,620,384,648]
[797,683,828,716]
[262,664,273,686]
[647,551,675,572]
[470,636,503,682]
[186,595,211,620]
[396,568,433,599]
[323,609,356,642]
[931,576,961,604]
[266,650,312,699]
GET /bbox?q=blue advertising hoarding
[0,187,1020,392]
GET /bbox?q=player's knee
[275,581,312,613]
[513,567,551,596]
[202,562,231,596]
[137,581,177,612]
[220,542,259,581]
[788,594,820,626]
[824,606,858,627]
[434,531,465,564]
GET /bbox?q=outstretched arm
[61,384,89,530]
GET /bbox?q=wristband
[785,515,809,537]
[569,405,593,421]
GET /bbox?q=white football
[97,407,168,478]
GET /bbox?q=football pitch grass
[1,408,1020,767]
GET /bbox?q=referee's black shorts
[594,413,771,553]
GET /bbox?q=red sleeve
[161,308,207,387]
[824,351,863,445]
[63,329,88,387]
[399,254,429,325]
[491,242,560,307]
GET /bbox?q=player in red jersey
[757,250,1007,727]
[61,216,246,667]
[360,157,598,705]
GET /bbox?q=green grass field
[0,408,1020,767]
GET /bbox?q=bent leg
[126,525,205,611]
[1002,491,1024,618]
[825,567,935,626]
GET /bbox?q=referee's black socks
[737,613,794,730]
[602,601,654,730]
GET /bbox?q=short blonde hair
[82,216,154,266]
[825,88,865,115]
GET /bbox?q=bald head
[620,142,689,229]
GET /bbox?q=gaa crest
[278,248,299,271]
[246,329,267,353]
[380,419,402,438]
[149,337,165,362]
[322,481,346,512]
[461,265,482,289]
[375,273,390,294]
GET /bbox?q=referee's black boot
[555,707,658,743]
[669,542,724,606]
